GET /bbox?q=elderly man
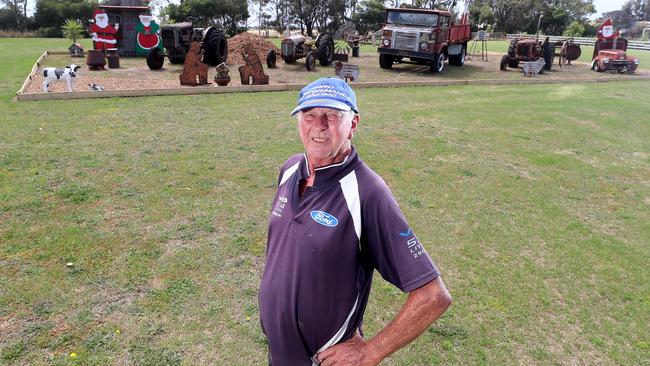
[258,78,452,366]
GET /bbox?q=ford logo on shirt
[310,210,338,227]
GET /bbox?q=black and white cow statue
[42,64,80,92]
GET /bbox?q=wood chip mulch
[227,32,280,65]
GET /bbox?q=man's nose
[314,115,329,128]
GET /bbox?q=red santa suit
[90,9,119,51]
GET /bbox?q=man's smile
[311,137,329,143]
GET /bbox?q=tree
[266,0,291,34]
[0,0,28,30]
[563,20,584,36]
[351,0,385,34]
[602,1,637,33]
[468,0,595,34]
[161,0,249,36]
[469,3,495,29]
[540,6,570,35]
[34,0,96,37]
[288,0,325,37]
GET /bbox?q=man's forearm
[363,276,452,364]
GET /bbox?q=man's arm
[317,276,452,366]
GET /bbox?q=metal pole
[535,14,543,42]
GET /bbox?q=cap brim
[290,99,353,116]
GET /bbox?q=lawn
[1,39,649,365]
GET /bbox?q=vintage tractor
[500,36,555,73]
[146,22,228,70]
[267,32,334,71]
[591,38,639,74]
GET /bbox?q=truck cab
[378,8,470,73]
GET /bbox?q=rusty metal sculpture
[179,41,209,86]
[214,62,231,86]
[238,43,269,85]
[554,38,581,67]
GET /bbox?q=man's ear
[348,114,359,140]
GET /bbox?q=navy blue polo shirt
[258,147,440,365]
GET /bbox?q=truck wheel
[317,33,334,66]
[306,51,316,71]
[449,45,466,66]
[500,55,508,71]
[431,52,445,73]
[379,53,394,69]
[202,27,228,66]
[146,48,165,70]
[543,42,554,71]
[267,49,277,68]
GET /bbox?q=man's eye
[325,113,341,121]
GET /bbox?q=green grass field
[1,39,649,365]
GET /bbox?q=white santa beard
[140,17,151,26]
[96,19,109,28]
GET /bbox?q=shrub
[62,19,84,43]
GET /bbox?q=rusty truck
[377,7,471,73]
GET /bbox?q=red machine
[377,2,471,73]
[591,19,639,74]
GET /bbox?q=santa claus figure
[90,9,119,51]
[135,12,161,56]
[597,19,619,41]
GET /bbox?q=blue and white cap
[290,77,359,116]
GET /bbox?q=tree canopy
[2,0,647,40]
[33,0,96,37]
[161,0,249,37]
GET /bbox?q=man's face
[298,107,358,168]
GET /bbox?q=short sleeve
[361,182,439,292]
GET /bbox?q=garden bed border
[16,50,650,102]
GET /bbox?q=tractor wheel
[508,59,519,68]
[201,27,228,66]
[449,44,466,66]
[500,55,508,71]
[267,49,277,68]
[146,48,165,70]
[543,42,554,71]
[306,51,316,71]
[430,52,446,73]
[508,39,517,58]
[379,53,394,69]
[317,32,334,66]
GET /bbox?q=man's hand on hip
[317,330,379,366]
